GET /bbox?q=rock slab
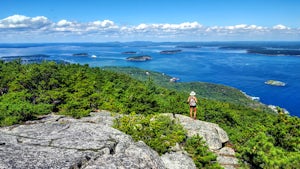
[163,113,239,169]
[0,112,239,169]
[0,111,165,169]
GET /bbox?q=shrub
[113,113,186,155]
[184,135,223,169]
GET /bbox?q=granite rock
[0,111,164,169]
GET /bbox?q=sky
[1,0,300,42]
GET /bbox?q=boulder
[215,147,239,169]
[162,113,239,169]
[161,151,196,169]
[163,113,229,150]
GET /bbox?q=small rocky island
[265,80,286,86]
[126,55,152,61]
[160,50,182,54]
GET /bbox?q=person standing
[187,91,197,119]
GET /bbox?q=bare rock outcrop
[163,113,239,169]
[0,111,164,169]
[0,111,239,169]
[161,151,197,169]
[164,114,228,150]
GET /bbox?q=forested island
[176,45,201,48]
[159,49,182,54]
[126,55,152,61]
[72,53,89,56]
[219,45,300,56]
[122,51,137,54]
[247,49,300,56]
[0,60,299,168]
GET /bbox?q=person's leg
[193,107,197,119]
[190,107,193,118]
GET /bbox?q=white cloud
[223,24,267,31]
[136,23,148,30]
[92,19,115,27]
[0,15,299,42]
[57,20,74,27]
[0,15,51,29]
[273,24,290,30]
[133,22,202,31]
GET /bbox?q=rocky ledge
[0,112,164,169]
[0,111,239,169]
[162,114,239,169]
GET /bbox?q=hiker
[187,91,197,119]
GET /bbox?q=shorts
[190,105,196,108]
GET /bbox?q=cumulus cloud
[0,15,299,42]
[0,15,51,29]
[91,20,115,27]
[273,24,290,30]
[56,20,73,27]
[132,22,202,31]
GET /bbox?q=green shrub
[113,113,186,155]
[184,135,223,169]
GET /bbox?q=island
[247,49,300,56]
[126,55,152,61]
[122,51,137,54]
[72,53,88,56]
[159,50,182,54]
[176,45,201,48]
[265,80,286,86]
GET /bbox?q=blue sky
[1,0,300,42]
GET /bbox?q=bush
[113,113,186,155]
[184,135,223,169]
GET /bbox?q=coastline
[0,42,299,117]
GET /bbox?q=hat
[190,91,196,96]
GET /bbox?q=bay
[1,41,299,117]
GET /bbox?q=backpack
[189,97,196,106]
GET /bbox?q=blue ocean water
[0,42,300,117]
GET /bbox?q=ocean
[1,41,300,117]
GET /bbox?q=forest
[0,60,299,168]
